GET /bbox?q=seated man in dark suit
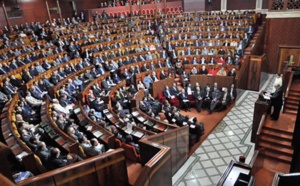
[101,78,111,92]
[179,89,191,111]
[194,87,204,113]
[163,85,173,99]
[209,89,222,114]
[228,83,237,103]
[215,88,231,112]
[160,70,168,80]
[47,148,80,169]
[35,141,51,165]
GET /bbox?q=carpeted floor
[180,104,235,156]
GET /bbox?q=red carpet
[180,104,235,156]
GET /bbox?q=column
[2,0,12,32]
[221,0,227,11]
[56,0,63,21]
[45,0,52,24]
[256,0,263,11]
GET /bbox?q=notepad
[93,130,103,138]
[132,111,139,117]
[106,113,113,119]
[134,131,144,138]
[74,108,81,114]
[86,125,93,131]
[137,116,145,122]
[16,151,28,159]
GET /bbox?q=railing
[253,110,268,148]
[16,149,129,186]
[256,114,266,136]
[282,68,294,112]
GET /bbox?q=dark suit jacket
[160,73,167,80]
[48,155,73,169]
[271,87,283,106]
[102,80,111,91]
[164,89,173,98]
[220,92,231,104]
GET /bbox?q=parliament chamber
[0,0,300,185]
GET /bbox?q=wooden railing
[16,149,129,186]
[256,114,266,136]
[282,66,295,113]
[251,97,269,146]
[143,126,189,176]
[285,71,294,99]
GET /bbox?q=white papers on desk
[86,125,92,131]
[172,118,176,123]
[137,116,146,122]
[132,111,139,117]
[93,130,103,138]
[74,108,81,114]
[171,95,175,99]
[190,124,196,129]
[127,123,133,131]
[263,93,271,100]
[134,131,144,138]
[106,113,113,119]
[103,109,109,114]
[183,122,188,126]
[183,99,190,102]
[16,151,28,159]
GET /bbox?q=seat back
[115,138,122,148]
[121,142,140,163]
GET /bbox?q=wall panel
[265,18,300,73]
[183,0,205,12]
[227,0,256,10]
[205,0,221,11]
[262,0,269,9]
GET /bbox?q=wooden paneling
[190,75,234,89]
[151,77,175,98]
[183,0,205,12]
[17,149,129,186]
[277,46,300,74]
[248,55,264,91]
[146,126,189,175]
[205,0,221,11]
[265,18,300,73]
[227,0,256,10]
[8,0,49,26]
[262,0,269,9]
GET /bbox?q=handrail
[256,114,266,136]
[285,71,294,99]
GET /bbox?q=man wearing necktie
[178,89,190,111]
[164,86,172,99]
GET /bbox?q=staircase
[284,80,300,115]
[257,125,294,164]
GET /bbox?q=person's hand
[67,154,73,159]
